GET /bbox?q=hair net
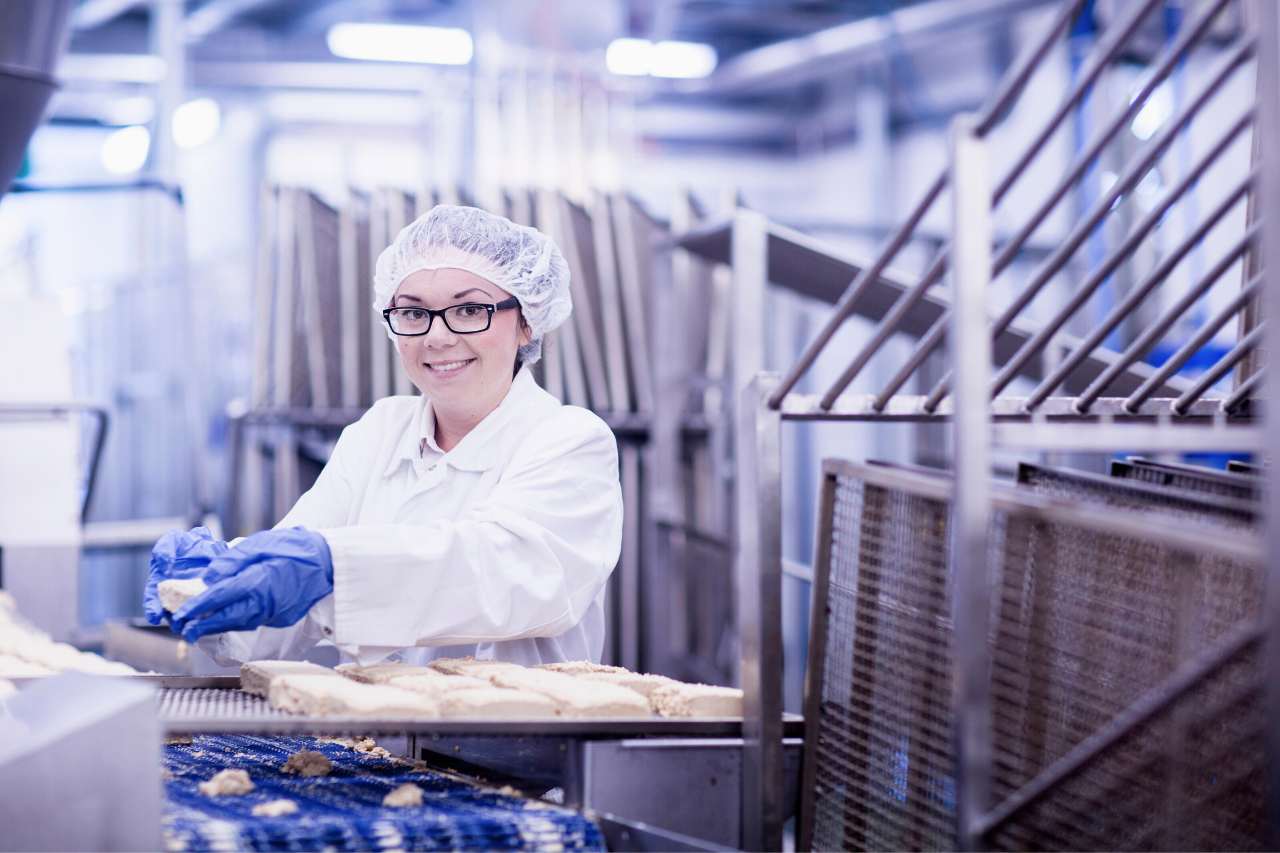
[372,204,572,366]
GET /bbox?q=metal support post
[736,373,783,852]
[1255,1,1280,846]
[731,205,780,851]
[947,114,994,851]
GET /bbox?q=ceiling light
[172,98,221,148]
[326,22,473,65]
[606,38,716,79]
[101,125,150,174]
[606,38,653,76]
[649,40,717,79]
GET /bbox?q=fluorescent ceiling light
[606,38,652,76]
[606,38,717,79]
[327,22,473,65]
[101,125,150,174]
[173,98,221,148]
[650,40,717,79]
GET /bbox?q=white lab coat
[203,368,623,667]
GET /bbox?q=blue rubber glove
[169,527,334,642]
[144,526,231,625]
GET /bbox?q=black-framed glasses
[383,297,520,336]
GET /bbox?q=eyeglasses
[383,297,520,336]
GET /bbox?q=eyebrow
[453,287,494,299]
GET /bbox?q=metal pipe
[1222,366,1264,413]
[768,171,946,409]
[946,114,994,852]
[882,8,1249,412]
[1076,224,1262,411]
[1114,273,1261,413]
[1010,153,1257,408]
[1123,228,1262,411]
[819,241,949,410]
[990,0,1239,265]
[1171,325,1263,414]
[775,0,1085,409]
[923,37,1255,411]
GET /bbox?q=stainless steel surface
[103,623,239,676]
[734,375,784,851]
[948,115,994,852]
[581,737,804,848]
[991,421,1263,454]
[1258,0,1280,843]
[0,0,72,201]
[776,392,1234,421]
[0,673,163,851]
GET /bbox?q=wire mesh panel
[988,510,1263,850]
[1017,462,1256,526]
[802,460,1266,852]
[806,471,957,851]
[1109,458,1259,503]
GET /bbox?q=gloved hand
[144,526,231,625]
[169,527,334,642]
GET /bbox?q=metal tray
[141,676,802,738]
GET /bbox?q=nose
[421,313,459,348]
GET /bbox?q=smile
[425,358,476,374]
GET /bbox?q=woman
[144,205,623,666]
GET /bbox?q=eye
[457,304,487,318]
[400,308,428,321]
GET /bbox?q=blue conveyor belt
[163,735,605,852]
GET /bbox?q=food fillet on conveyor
[244,656,745,720]
[0,591,137,680]
[163,734,605,852]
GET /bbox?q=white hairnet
[372,204,571,366]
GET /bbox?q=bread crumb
[251,799,298,817]
[382,783,423,808]
[281,750,332,777]
[197,769,254,797]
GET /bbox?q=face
[390,267,531,418]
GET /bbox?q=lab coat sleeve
[197,410,376,665]
[318,407,623,649]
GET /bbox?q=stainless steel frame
[711,1,1269,847]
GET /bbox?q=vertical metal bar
[732,210,768,403]
[619,443,641,672]
[736,374,783,852]
[1257,0,1280,845]
[797,467,838,852]
[272,188,297,409]
[947,115,993,851]
[731,208,780,850]
[251,185,276,410]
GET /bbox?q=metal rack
[710,0,1275,847]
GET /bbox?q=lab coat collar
[382,368,539,477]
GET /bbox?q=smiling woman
[146,205,624,670]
